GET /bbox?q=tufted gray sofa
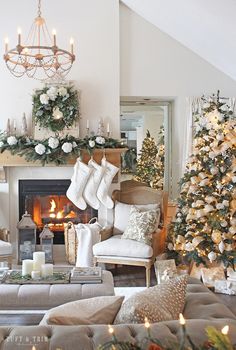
[0,278,235,349]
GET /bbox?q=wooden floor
[0,265,235,326]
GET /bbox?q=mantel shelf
[0,148,127,182]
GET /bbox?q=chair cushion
[113,201,160,235]
[122,206,158,246]
[93,235,153,258]
[0,240,12,255]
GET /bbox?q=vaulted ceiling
[121,0,236,81]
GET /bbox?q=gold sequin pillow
[121,206,160,246]
[114,275,188,324]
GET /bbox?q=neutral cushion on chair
[113,201,160,235]
[93,235,153,258]
[0,240,12,255]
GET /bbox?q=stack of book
[70,267,102,284]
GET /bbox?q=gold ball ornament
[211,230,222,244]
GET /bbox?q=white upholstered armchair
[0,229,12,268]
[93,185,168,287]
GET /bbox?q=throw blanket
[75,221,101,267]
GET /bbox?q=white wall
[0,0,120,138]
[120,3,236,198]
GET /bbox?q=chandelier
[3,0,75,80]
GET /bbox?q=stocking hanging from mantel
[83,158,104,210]
[66,158,92,210]
[97,157,119,209]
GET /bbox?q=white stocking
[83,159,104,209]
[66,159,92,210]
[97,158,119,209]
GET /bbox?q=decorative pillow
[40,295,124,326]
[114,275,188,324]
[113,201,160,235]
[121,206,159,246]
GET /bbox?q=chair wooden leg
[93,257,98,267]
[146,266,151,288]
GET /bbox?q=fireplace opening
[19,180,98,244]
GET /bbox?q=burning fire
[49,199,76,220]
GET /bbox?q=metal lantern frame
[39,224,54,263]
[17,211,37,264]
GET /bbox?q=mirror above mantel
[120,97,173,197]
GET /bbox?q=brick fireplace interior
[19,179,98,244]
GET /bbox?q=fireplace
[19,180,98,244]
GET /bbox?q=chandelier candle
[17,28,21,46]
[41,264,53,278]
[33,252,45,273]
[22,259,34,276]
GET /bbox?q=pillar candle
[22,259,34,276]
[41,264,53,278]
[31,271,41,280]
[33,252,45,272]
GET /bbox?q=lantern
[39,225,54,263]
[17,211,37,264]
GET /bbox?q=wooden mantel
[0,148,126,182]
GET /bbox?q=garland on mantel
[0,134,125,166]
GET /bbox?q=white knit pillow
[122,206,160,246]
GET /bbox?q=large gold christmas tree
[134,129,164,190]
[168,92,236,267]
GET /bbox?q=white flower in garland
[0,141,4,147]
[95,136,105,145]
[35,143,46,155]
[58,86,67,97]
[89,140,95,148]
[40,93,49,105]
[48,137,59,149]
[62,142,73,153]
[47,86,58,101]
[7,136,17,146]
[72,142,77,148]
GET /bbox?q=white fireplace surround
[0,166,118,263]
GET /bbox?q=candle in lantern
[86,120,90,129]
[17,27,21,46]
[52,29,57,46]
[33,251,45,272]
[70,38,74,55]
[4,38,8,53]
[22,259,34,276]
[31,271,41,280]
[107,123,110,133]
[41,264,53,278]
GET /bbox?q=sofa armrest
[100,226,113,241]
[0,229,10,242]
